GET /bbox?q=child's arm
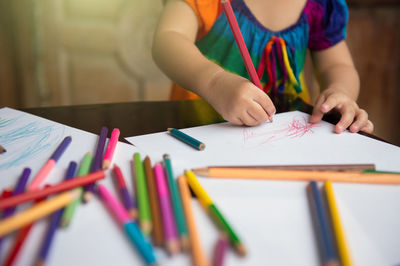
[152,0,276,126]
[309,41,374,133]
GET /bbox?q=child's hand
[309,88,374,134]
[203,70,276,126]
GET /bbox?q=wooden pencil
[307,181,339,266]
[0,190,80,237]
[0,170,104,210]
[324,181,353,266]
[144,156,164,246]
[112,165,138,219]
[102,128,120,170]
[154,163,180,255]
[192,167,400,185]
[213,233,229,266]
[84,126,108,202]
[193,164,375,172]
[177,175,210,266]
[185,170,246,256]
[163,154,189,250]
[0,144,6,154]
[61,153,93,227]
[133,153,152,235]
[168,128,205,151]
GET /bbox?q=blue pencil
[36,161,77,266]
[308,181,339,266]
[0,168,30,262]
[84,126,108,202]
[167,128,205,151]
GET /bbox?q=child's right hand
[202,70,276,126]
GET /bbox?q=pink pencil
[221,0,262,89]
[154,163,180,255]
[102,128,120,170]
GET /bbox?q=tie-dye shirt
[170,0,348,104]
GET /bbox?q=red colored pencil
[221,0,262,89]
[0,171,105,210]
[3,224,34,266]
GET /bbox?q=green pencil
[61,152,93,227]
[163,154,189,250]
[133,153,152,234]
[185,170,246,256]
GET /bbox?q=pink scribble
[242,116,318,148]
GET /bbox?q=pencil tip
[166,240,181,255]
[180,235,190,251]
[235,244,247,257]
[102,160,110,170]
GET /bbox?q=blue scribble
[0,114,66,169]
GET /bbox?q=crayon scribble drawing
[242,115,318,149]
[0,110,66,170]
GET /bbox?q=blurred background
[0,0,399,145]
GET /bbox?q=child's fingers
[309,95,327,123]
[254,93,276,121]
[335,106,356,133]
[247,103,269,125]
[361,120,374,133]
[349,109,368,133]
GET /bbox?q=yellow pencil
[324,181,353,266]
[0,190,80,237]
[185,170,246,256]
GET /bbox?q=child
[152,0,374,134]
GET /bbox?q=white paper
[126,111,400,266]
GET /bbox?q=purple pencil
[84,126,108,202]
[153,163,180,255]
[213,234,229,266]
[36,161,77,266]
[0,168,30,262]
[112,165,138,220]
[28,136,72,191]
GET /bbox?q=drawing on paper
[242,115,318,148]
[0,115,65,170]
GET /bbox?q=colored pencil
[97,184,158,265]
[0,168,30,262]
[61,152,93,227]
[307,181,339,266]
[4,192,49,266]
[0,190,80,237]
[167,128,205,151]
[102,128,120,170]
[193,164,376,172]
[177,175,210,266]
[185,170,246,256]
[112,164,138,219]
[192,167,400,185]
[221,0,262,89]
[144,156,164,246]
[4,223,34,266]
[154,163,180,255]
[133,153,152,234]
[28,136,72,191]
[36,161,77,266]
[163,154,189,250]
[0,170,103,210]
[213,233,229,266]
[0,144,6,154]
[325,181,353,266]
[84,126,108,202]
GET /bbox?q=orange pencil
[144,156,164,246]
[192,167,400,185]
[177,176,210,266]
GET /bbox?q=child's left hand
[309,88,374,134]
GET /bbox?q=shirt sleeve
[305,0,349,51]
[182,0,222,40]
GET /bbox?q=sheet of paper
[126,110,400,266]
[0,107,165,266]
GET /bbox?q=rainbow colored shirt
[171,0,348,104]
